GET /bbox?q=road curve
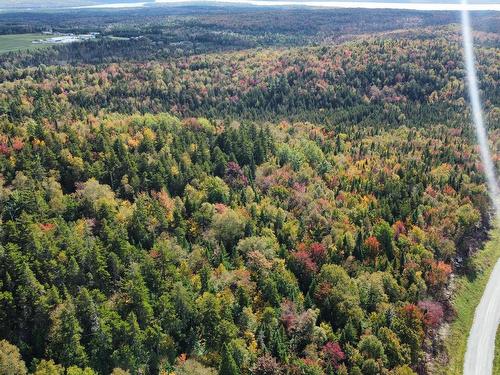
[463,253,500,375]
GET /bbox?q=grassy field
[494,328,500,373]
[441,228,500,374]
[0,33,55,54]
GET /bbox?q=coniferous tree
[219,344,240,375]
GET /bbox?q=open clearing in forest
[0,33,54,54]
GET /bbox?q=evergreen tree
[46,299,88,368]
[219,344,240,375]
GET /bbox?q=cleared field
[0,33,55,54]
[440,228,500,374]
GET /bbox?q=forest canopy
[0,6,499,375]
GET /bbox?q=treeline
[0,7,465,37]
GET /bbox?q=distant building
[32,33,97,45]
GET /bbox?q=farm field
[0,33,54,54]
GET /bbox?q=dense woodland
[0,7,500,375]
[1,8,499,66]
